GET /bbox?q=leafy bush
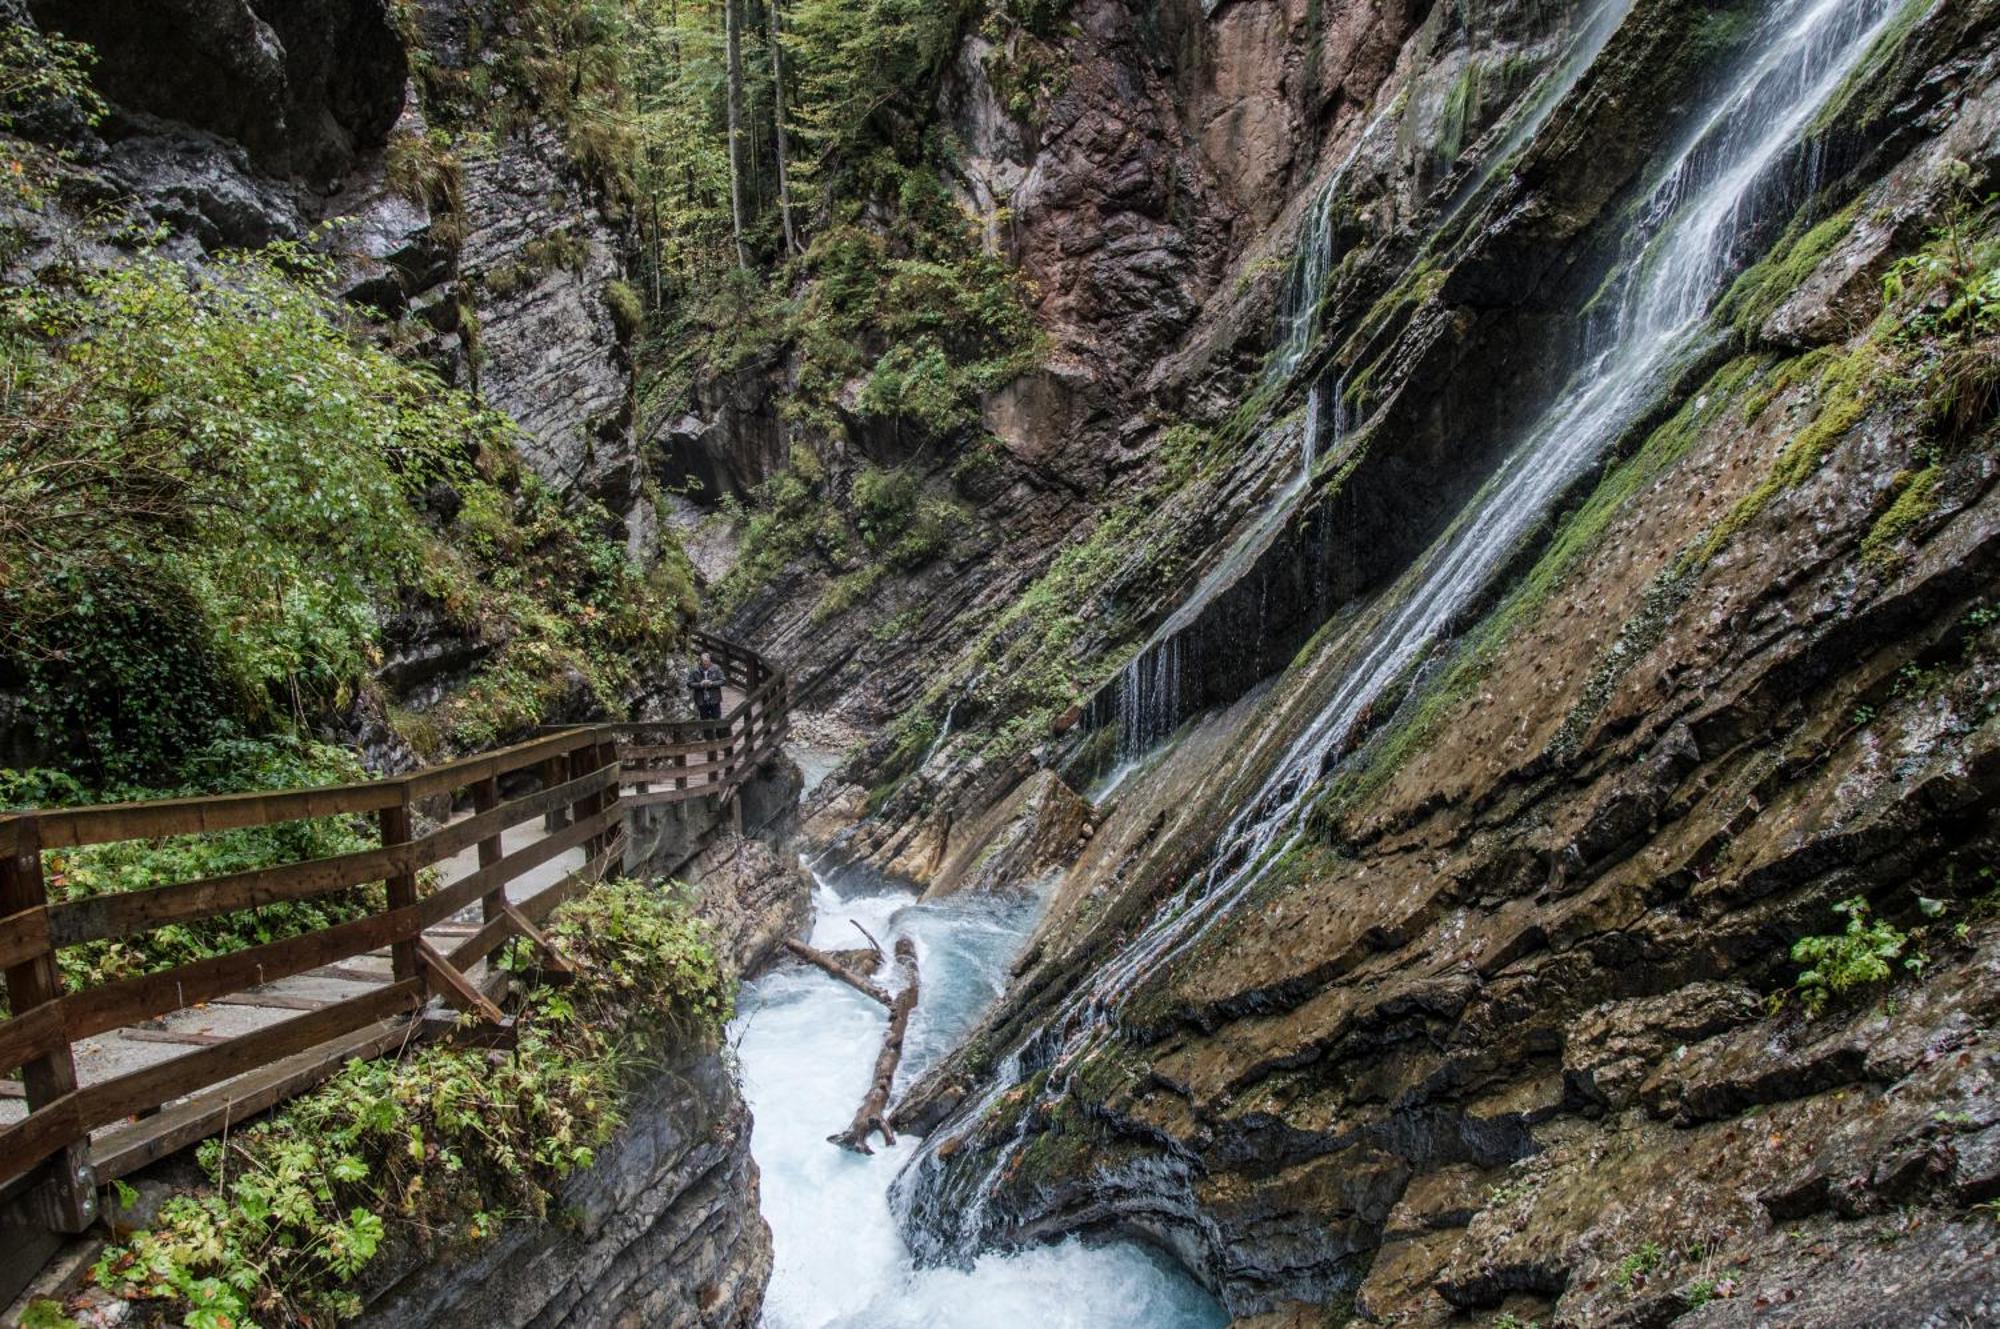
[0,20,107,132]
[89,878,727,1327]
[0,245,505,765]
[1790,895,1924,1016]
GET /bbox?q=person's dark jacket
[685,662,725,713]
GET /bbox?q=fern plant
[1790,896,1922,1016]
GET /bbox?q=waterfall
[1100,0,1635,777]
[902,0,1910,1261]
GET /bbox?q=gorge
[1,0,1997,1324]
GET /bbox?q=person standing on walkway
[686,651,726,721]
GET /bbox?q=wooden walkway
[0,631,786,1237]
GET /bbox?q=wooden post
[0,816,96,1232]
[567,745,597,856]
[598,734,622,873]
[378,799,419,985]
[472,776,503,925]
[542,755,569,832]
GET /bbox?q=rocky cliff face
[351,1047,772,1329]
[0,0,708,777]
[9,0,668,676]
[705,0,2000,1323]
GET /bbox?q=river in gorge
[729,856,1226,1328]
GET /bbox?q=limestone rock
[686,832,814,979]
[456,124,640,525]
[924,769,1094,900]
[1563,981,1762,1111]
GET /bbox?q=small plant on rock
[1683,1269,1744,1307]
[1614,1240,1665,1292]
[1790,896,1925,1016]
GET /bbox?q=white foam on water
[733,865,1226,1329]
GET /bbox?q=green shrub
[0,245,500,732]
[1614,1241,1664,1292]
[0,21,107,130]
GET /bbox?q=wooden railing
[0,634,785,1233]
[616,630,790,808]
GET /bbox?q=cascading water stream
[902,0,1909,1260]
[736,856,1226,1327]
[1101,0,1635,786]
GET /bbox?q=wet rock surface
[870,2,2000,1324]
[351,1047,771,1329]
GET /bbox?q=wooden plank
[72,981,424,1133]
[0,1004,63,1079]
[416,803,620,933]
[212,991,331,1013]
[621,787,714,809]
[0,817,93,1228]
[306,963,389,985]
[413,764,618,870]
[47,842,408,948]
[90,1016,413,1182]
[117,1028,232,1048]
[402,726,606,803]
[497,901,578,976]
[0,1093,83,1185]
[0,905,50,972]
[415,942,505,1024]
[37,782,404,850]
[622,755,731,778]
[62,903,423,1042]
[56,800,616,1040]
[619,743,739,763]
[35,733,609,853]
[379,803,419,985]
[514,834,625,929]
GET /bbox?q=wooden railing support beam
[0,818,95,1233]
[378,801,420,986]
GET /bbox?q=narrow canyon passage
[733,850,1225,1328]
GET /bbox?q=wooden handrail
[0,634,788,1225]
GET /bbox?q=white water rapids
[732,862,1226,1328]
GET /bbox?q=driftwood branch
[849,918,885,962]
[830,938,919,1154]
[783,937,890,1006]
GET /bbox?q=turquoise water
[731,865,1226,1329]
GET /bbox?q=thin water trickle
[734,858,1225,1328]
[909,0,1909,1258]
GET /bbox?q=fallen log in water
[830,937,919,1154]
[783,937,891,1006]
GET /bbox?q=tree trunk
[830,938,920,1154]
[766,0,799,255]
[723,0,751,270]
[783,937,890,1006]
